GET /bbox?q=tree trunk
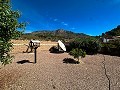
[77,57,84,64]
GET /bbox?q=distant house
[115,36,120,39]
[102,36,120,43]
[103,37,114,43]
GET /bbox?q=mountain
[21,29,90,41]
[102,25,120,37]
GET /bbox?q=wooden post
[34,47,37,63]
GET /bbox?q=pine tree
[69,48,86,63]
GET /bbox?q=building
[102,36,120,43]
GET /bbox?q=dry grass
[11,40,57,53]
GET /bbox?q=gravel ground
[0,46,120,90]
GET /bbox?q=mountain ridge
[21,29,90,41]
[102,25,120,37]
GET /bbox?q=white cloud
[54,19,58,21]
[71,28,76,30]
[61,22,68,26]
[63,23,68,26]
[61,22,65,24]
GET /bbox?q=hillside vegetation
[102,25,120,37]
[21,29,89,41]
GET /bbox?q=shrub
[68,38,101,55]
[49,46,59,53]
[101,40,120,56]
[69,48,86,63]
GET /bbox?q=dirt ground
[11,40,57,53]
[0,40,120,90]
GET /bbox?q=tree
[69,48,86,63]
[0,0,25,65]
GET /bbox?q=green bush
[69,48,86,63]
[101,40,120,56]
[68,38,101,55]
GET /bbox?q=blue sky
[12,0,120,36]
